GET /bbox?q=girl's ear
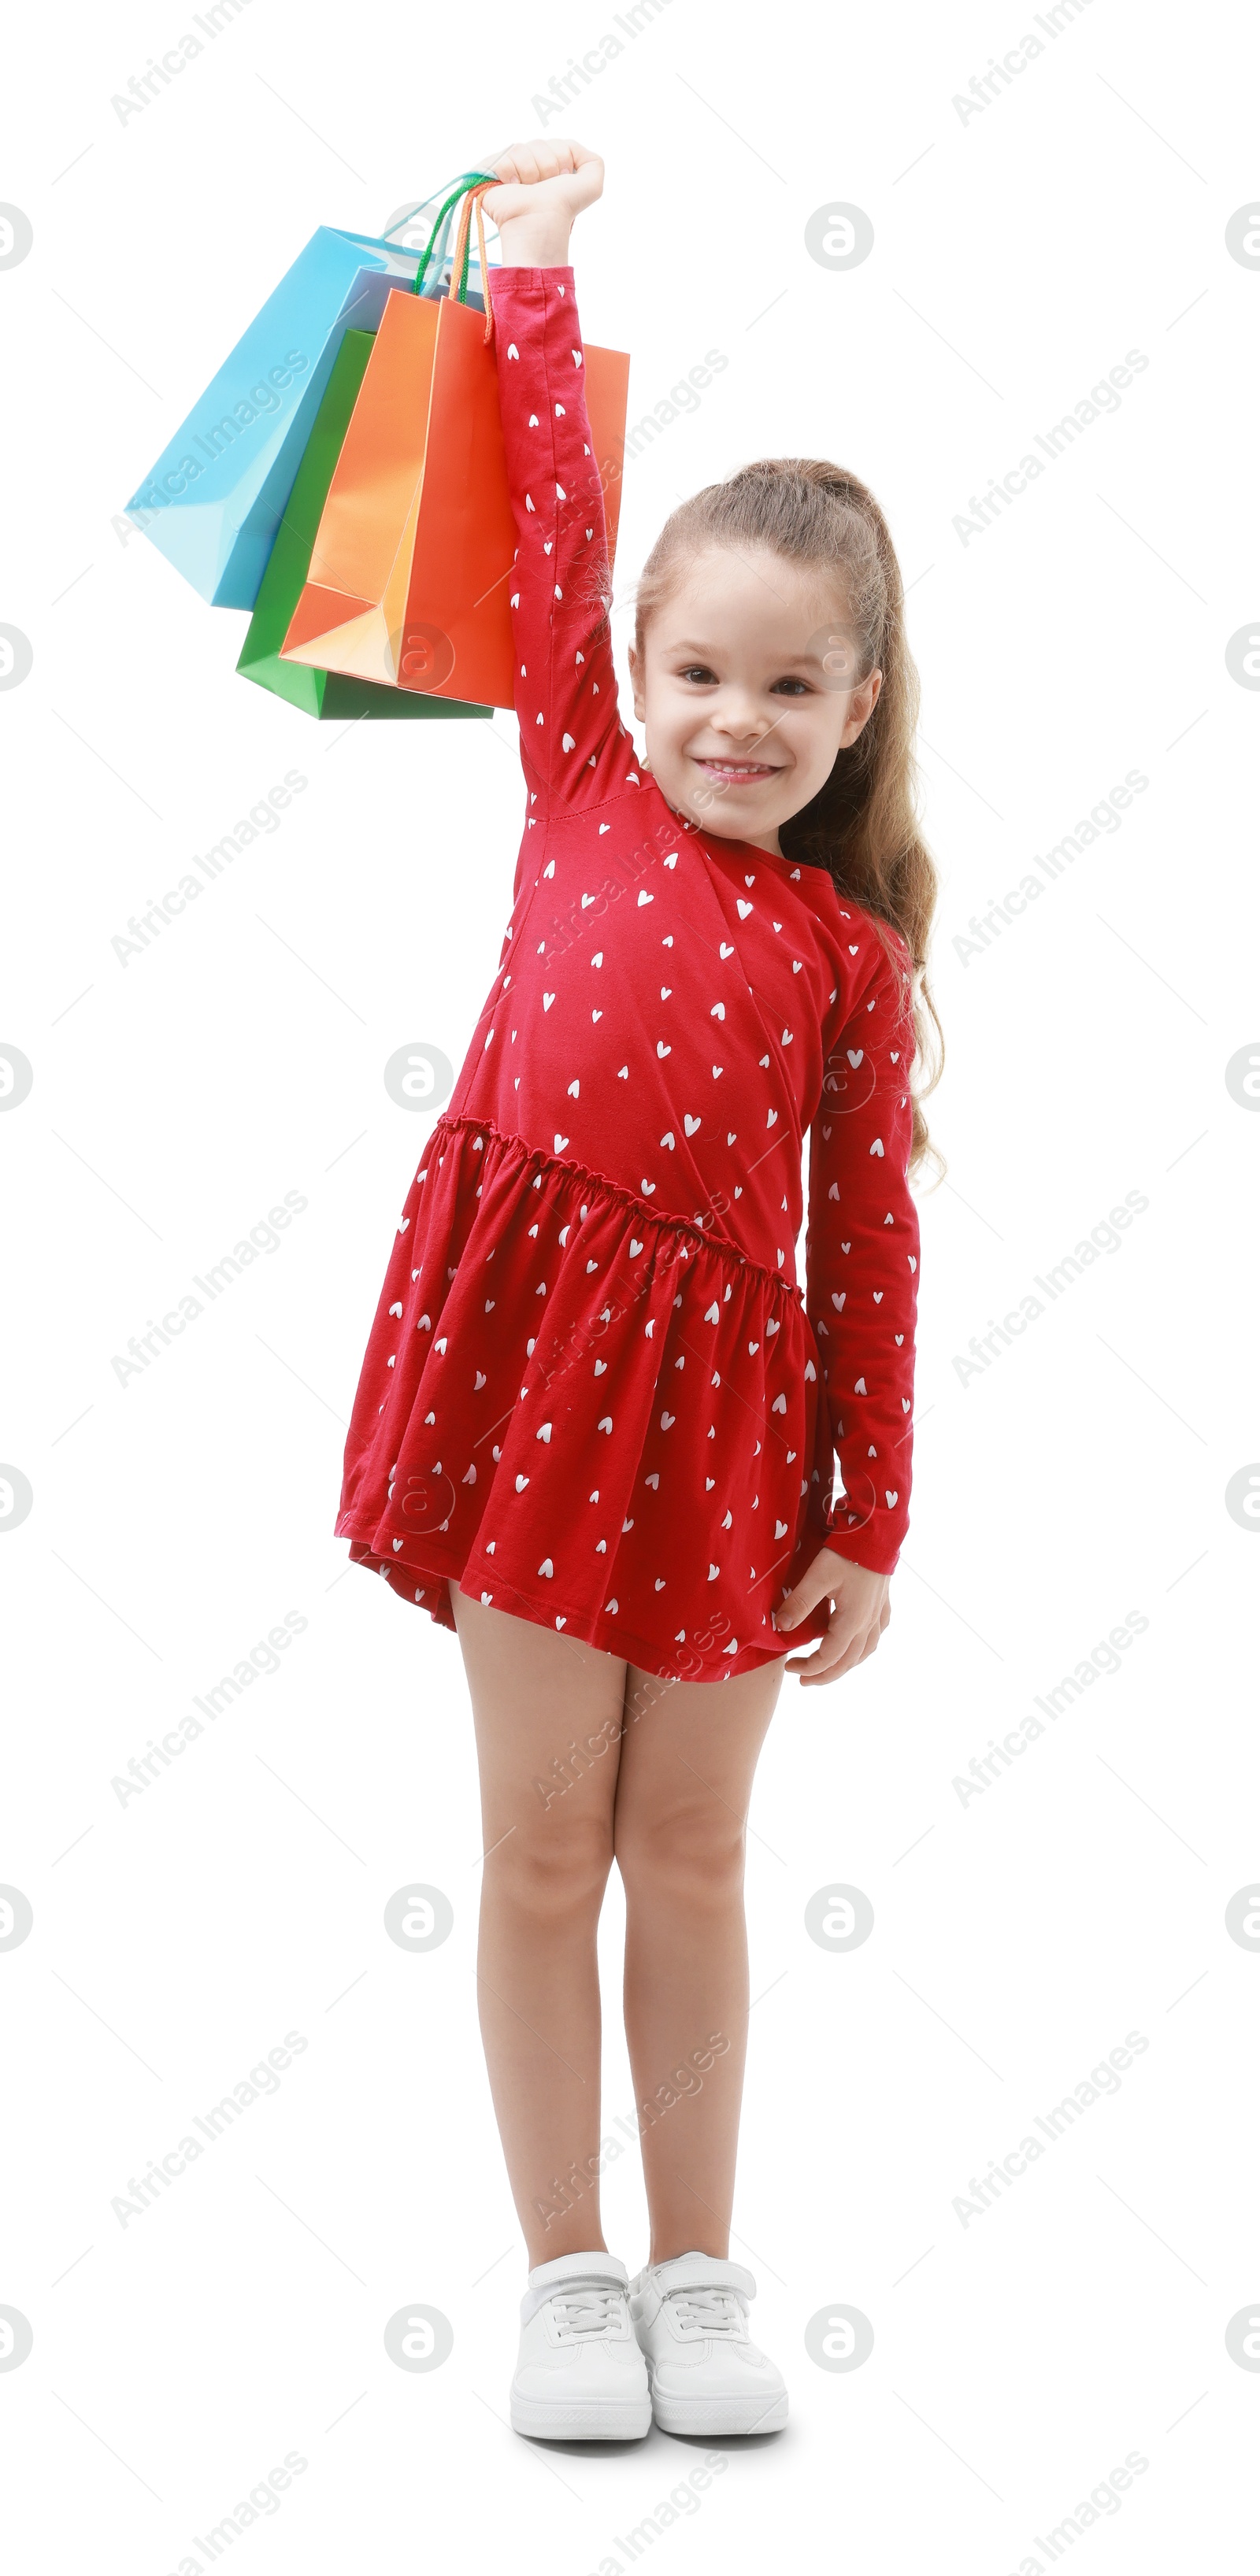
[627,641,646,723]
[840,668,883,747]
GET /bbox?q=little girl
[334,140,940,2440]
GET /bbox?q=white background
[2,0,1258,2567]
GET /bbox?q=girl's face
[627,544,882,857]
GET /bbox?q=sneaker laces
[551,2285,625,2341]
[668,2285,746,2337]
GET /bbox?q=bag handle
[410,173,498,315]
[447,180,500,345]
[381,172,490,251]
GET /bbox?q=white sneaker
[628,2252,788,2434]
[510,2251,652,2439]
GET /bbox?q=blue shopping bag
[126,183,497,612]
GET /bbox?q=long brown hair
[631,459,944,1183]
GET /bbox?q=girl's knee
[486,1804,614,1918]
[615,1808,747,1901]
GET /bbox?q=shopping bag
[125,219,480,611]
[278,220,629,712]
[236,330,491,723]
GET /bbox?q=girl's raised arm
[805,924,921,1574]
[484,146,630,830]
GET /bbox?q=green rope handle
[382,173,483,255]
[410,172,498,302]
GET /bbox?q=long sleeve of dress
[804,923,921,1575]
[487,263,632,831]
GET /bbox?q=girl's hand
[480,139,604,265]
[772,1550,891,1686]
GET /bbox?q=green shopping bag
[236,328,491,722]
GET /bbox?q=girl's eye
[676,666,812,694]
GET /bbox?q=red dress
[334,262,921,1680]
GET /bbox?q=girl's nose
[712,697,770,742]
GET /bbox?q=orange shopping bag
[279,186,629,713]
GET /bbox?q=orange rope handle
[448,180,498,344]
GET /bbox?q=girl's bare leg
[612,1656,786,2265]
[447,1581,629,2266]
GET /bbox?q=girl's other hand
[772,1550,891,1686]
[480,139,604,265]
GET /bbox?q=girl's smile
[690,755,784,783]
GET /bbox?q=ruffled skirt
[334,1113,836,1679]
